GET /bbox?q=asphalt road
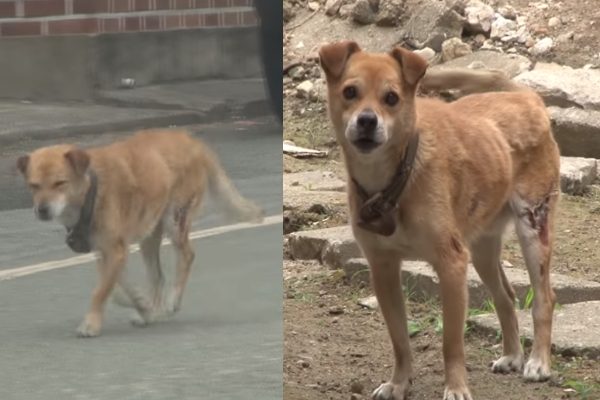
[0,116,283,400]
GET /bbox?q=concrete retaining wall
[0,27,261,100]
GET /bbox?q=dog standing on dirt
[319,41,560,400]
[17,129,264,337]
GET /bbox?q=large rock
[403,0,464,51]
[470,301,600,358]
[529,37,553,56]
[287,226,361,269]
[325,0,344,16]
[463,0,494,34]
[344,258,600,307]
[352,0,377,24]
[375,0,405,27]
[515,63,600,110]
[430,50,532,78]
[441,37,472,62]
[560,157,597,195]
[296,80,315,99]
[490,15,517,40]
[548,107,600,158]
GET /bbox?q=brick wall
[0,0,257,37]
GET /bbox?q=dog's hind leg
[165,204,195,315]
[121,223,169,327]
[112,225,164,313]
[140,223,166,309]
[471,232,523,374]
[510,191,558,381]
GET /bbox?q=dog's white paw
[523,357,551,381]
[491,353,524,374]
[443,387,473,400]
[76,315,101,338]
[164,291,182,315]
[372,381,409,400]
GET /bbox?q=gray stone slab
[432,50,532,77]
[549,107,600,158]
[286,226,600,306]
[283,171,346,193]
[470,301,600,358]
[560,156,598,195]
[344,257,600,307]
[287,226,360,268]
[515,63,600,110]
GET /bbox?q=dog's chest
[356,216,422,259]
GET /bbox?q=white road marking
[0,214,282,282]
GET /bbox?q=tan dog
[319,41,559,400]
[17,129,264,337]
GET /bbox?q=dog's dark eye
[384,92,399,106]
[343,85,357,100]
[53,180,67,188]
[29,183,40,191]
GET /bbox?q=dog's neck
[346,133,420,236]
[347,133,419,195]
[64,170,98,253]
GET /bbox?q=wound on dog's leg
[522,194,552,247]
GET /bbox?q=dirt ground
[283,1,600,399]
[283,260,600,400]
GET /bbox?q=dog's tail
[420,68,527,96]
[203,148,265,224]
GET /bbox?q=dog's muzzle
[35,204,51,221]
[352,110,382,152]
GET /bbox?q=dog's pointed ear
[64,148,90,176]
[319,41,361,81]
[389,47,428,88]
[16,155,29,176]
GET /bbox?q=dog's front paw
[491,353,524,374]
[372,381,409,400]
[76,314,102,338]
[443,386,473,400]
[523,357,551,381]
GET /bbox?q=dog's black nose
[36,204,50,220]
[357,110,378,132]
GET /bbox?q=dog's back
[89,129,263,240]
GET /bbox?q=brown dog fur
[319,41,559,400]
[17,129,264,337]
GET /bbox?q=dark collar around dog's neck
[66,170,98,254]
[351,133,420,237]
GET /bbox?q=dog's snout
[36,204,51,221]
[357,110,378,132]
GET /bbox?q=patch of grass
[517,287,535,310]
[294,292,316,303]
[563,379,600,399]
[408,320,423,337]
[403,276,418,302]
[469,299,496,317]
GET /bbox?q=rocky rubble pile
[284,0,600,163]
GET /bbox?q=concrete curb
[344,257,600,308]
[0,97,272,147]
[287,226,600,307]
[469,301,600,358]
[0,111,205,147]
